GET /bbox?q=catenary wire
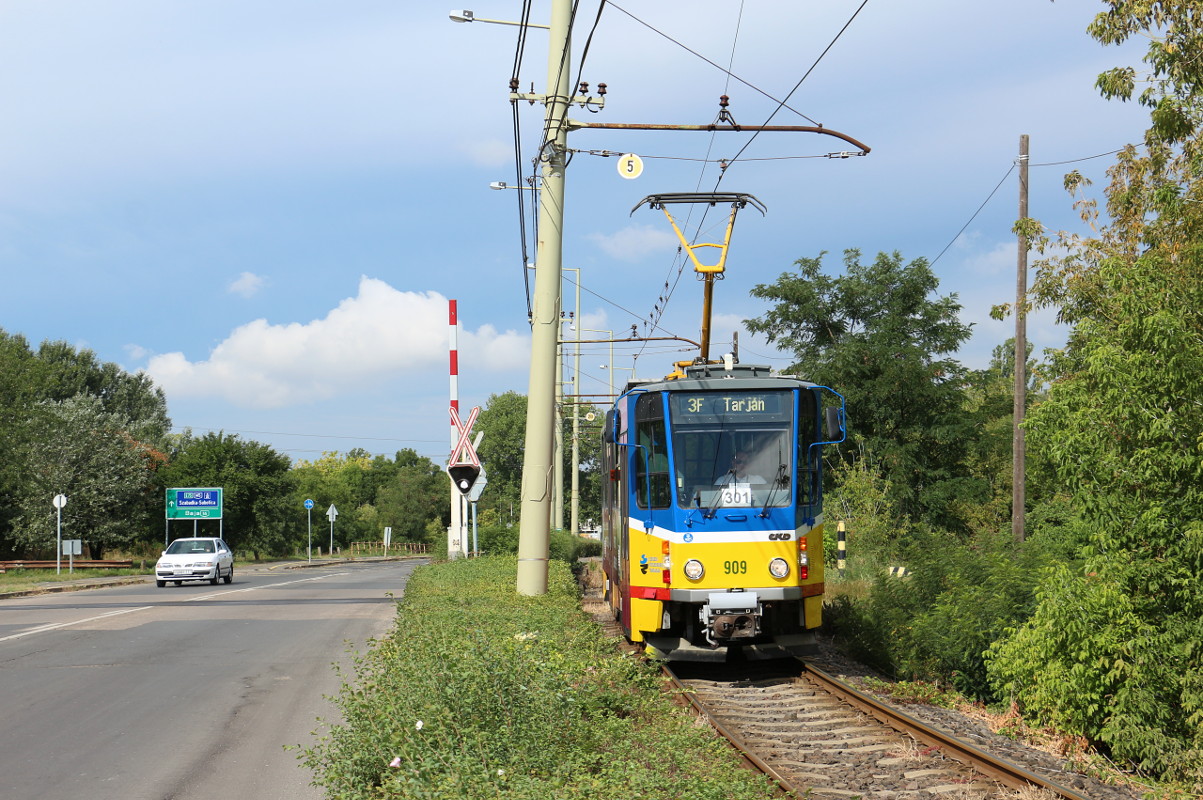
[716,0,870,177]
[635,1,749,364]
[605,1,820,126]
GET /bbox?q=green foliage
[159,431,294,556]
[861,677,964,709]
[826,525,1080,699]
[745,249,975,527]
[475,391,527,516]
[825,440,906,574]
[8,396,163,559]
[0,331,171,557]
[987,534,1203,786]
[987,5,1203,786]
[474,518,600,563]
[301,557,776,800]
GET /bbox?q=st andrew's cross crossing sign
[447,406,483,495]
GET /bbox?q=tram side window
[634,394,671,509]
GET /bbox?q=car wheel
[210,570,220,585]
[156,580,165,588]
[223,565,233,584]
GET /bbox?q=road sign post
[165,488,223,545]
[304,499,315,563]
[52,494,67,575]
[327,505,338,556]
[447,407,483,559]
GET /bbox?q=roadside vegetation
[300,556,775,800]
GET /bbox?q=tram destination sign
[165,487,224,520]
[672,391,788,422]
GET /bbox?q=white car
[156,537,234,587]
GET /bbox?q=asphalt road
[0,560,423,800]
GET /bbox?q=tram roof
[626,363,821,394]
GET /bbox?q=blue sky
[0,1,1149,464]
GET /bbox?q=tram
[600,359,844,659]
[598,192,844,660]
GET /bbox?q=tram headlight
[683,559,705,581]
[769,557,790,579]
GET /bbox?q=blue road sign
[304,498,315,510]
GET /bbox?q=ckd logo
[768,532,792,541]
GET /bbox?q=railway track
[665,659,1099,800]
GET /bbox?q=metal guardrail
[347,543,431,556]
[0,560,134,571]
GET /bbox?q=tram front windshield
[669,391,794,510]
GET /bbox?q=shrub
[987,528,1203,789]
[825,524,1080,699]
[302,556,777,799]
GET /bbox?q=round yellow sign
[617,153,643,180]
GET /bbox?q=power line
[606,1,820,126]
[172,426,444,445]
[927,147,1126,269]
[716,0,870,177]
[929,164,1015,269]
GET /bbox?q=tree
[160,432,295,558]
[0,332,171,556]
[475,391,528,518]
[746,249,974,527]
[291,451,377,543]
[9,396,163,558]
[987,4,1203,786]
[375,452,445,543]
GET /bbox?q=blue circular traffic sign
[304,499,315,509]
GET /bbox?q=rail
[663,659,1095,800]
[800,662,1092,800]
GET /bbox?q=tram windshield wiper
[757,464,789,518]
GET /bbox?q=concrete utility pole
[516,0,572,596]
[1013,134,1029,544]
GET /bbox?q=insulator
[597,82,607,95]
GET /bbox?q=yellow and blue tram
[600,360,845,660]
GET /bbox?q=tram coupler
[701,591,762,644]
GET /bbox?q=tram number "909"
[723,560,748,575]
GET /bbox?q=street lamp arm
[449,10,550,28]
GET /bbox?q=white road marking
[0,572,352,642]
[182,572,348,602]
[0,606,153,642]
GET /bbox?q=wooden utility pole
[1013,135,1029,544]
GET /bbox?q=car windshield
[669,390,794,510]
[166,540,215,555]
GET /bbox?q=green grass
[300,556,778,800]
[0,567,150,588]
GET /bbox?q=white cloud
[586,225,678,263]
[228,271,266,298]
[460,138,513,168]
[143,277,529,409]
